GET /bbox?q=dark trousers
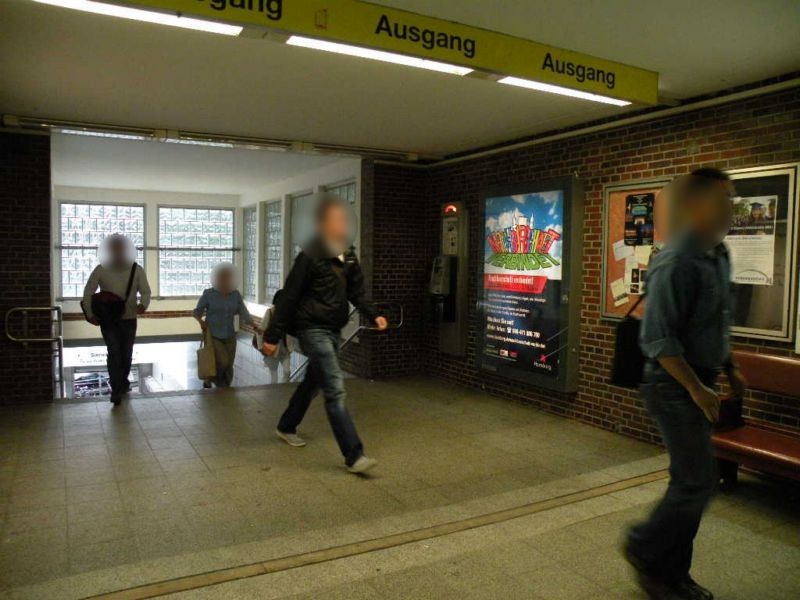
[627,369,718,585]
[100,318,137,396]
[277,328,364,466]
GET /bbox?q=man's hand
[262,342,278,357]
[374,316,388,331]
[136,304,146,315]
[199,320,208,331]
[690,384,721,423]
[88,316,100,326]
[727,367,747,401]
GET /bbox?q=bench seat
[713,425,800,482]
[711,350,800,488]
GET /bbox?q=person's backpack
[610,295,646,389]
[81,263,137,326]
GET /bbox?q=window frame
[56,200,147,300]
[156,204,237,299]
[323,178,358,206]
[262,197,284,304]
[241,204,259,302]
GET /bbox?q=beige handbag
[197,329,217,380]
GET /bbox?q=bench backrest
[734,351,800,399]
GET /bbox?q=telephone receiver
[429,255,457,323]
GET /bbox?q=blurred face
[751,206,764,220]
[109,238,127,266]
[318,203,349,250]
[687,180,734,244]
[215,269,234,293]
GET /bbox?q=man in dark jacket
[263,197,387,474]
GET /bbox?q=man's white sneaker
[347,456,377,474]
[276,430,306,447]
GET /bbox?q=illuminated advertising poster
[480,190,565,378]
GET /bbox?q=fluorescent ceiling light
[164,138,235,148]
[58,128,150,141]
[498,76,631,107]
[287,36,473,76]
[32,0,243,36]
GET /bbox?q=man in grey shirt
[83,235,150,405]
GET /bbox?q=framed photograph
[475,177,583,393]
[601,178,671,319]
[727,163,798,341]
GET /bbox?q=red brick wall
[369,88,800,443]
[0,132,54,404]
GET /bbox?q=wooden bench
[713,351,800,487]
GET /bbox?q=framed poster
[601,178,671,318]
[476,177,583,393]
[727,163,798,341]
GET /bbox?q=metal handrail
[288,301,404,382]
[4,306,65,398]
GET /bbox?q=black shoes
[110,393,122,406]
[623,545,713,600]
[674,577,714,600]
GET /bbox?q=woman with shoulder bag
[193,263,258,388]
[82,234,151,405]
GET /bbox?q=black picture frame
[475,177,584,393]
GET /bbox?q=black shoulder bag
[81,263,138,326]
[610,295,646,389]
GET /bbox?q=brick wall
[341,160,428,378]
[0,132,54,404]
[368,87,800,443]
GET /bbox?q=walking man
[625,168,747,599]
[82,234,151,405]
[263,195,387,474]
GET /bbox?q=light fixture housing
[32,0,243,36]
[286,36,473,76]
[498,76,631,106]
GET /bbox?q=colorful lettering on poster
[486,221,561,271]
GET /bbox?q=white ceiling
[51,133,345,194]
[1,0,799,157]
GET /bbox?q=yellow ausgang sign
[114,0,659,105]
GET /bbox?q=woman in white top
[82,234,150,405]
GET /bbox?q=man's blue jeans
[627,367,718,585]
[277,328,364,467]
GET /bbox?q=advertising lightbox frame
[475,176,584,393]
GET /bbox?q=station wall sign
[114,0,659,105]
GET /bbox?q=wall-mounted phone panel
[430,202,469,356]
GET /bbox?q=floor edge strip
[85,469,669,600]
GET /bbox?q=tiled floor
[164,471,800,600]
[64,337,308,397]
[1,377,798,599]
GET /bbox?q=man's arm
[264,253,310,345]
[640,258,720,422]
[655,356,720,422]
[82,266,101,323]
[137,265,151,314]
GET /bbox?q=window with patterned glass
[158,207,234,297]
[59,203,145,298]
[242,205,258,301]
[263,200,283,303]
[324,180,357,205]
[290,191,314,260]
